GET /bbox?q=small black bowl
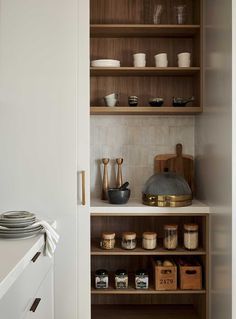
[149,98,164,107]
[107,188,131,204]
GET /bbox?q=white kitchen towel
[28,220,59,258]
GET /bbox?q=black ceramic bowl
[149,98,164,107]
[107,188,131,204]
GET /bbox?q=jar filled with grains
[163,224,178,250]
[100,232,116,250]
[142,232,157,250]
[95,269,109,289]
[135,269,149,289]
[184,224,199,250]
[115,269,128,289]
[121,232,137,250]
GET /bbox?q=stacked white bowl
[91,59,120,67]
[154,53,168,67]
[178,52,191,67]
[133,53,146,67]
[104,93,119,107]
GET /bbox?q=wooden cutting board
[154,144,194,193]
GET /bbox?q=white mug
[133,53,146,67]
[178,52,191,67]
[155,53,168,67]
[104,93,119,107]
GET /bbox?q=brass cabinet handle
[81,170,86,206]
[31,252,41,263]
[30,298,41,312]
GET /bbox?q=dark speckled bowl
[107,188,131,204]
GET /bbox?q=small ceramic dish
[149,98,164,107]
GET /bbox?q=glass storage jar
[163,224,178,250]
[135,269,149,289]
[142,232,157,250]
[100,232,116,250]
[95,269,109,289]
[121,232,137,250]
[184,224,199,250]
[115,269,128,289]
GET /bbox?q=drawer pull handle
[31,252,41,263]
[30,298,41,312]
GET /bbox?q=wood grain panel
[90,38,198,67]
[90,0,200,25]
[91,216,205,248]
[90,76,199,106]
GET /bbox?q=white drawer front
[24,267,53,319]
[0,247,52,319]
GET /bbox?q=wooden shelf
[91,287,206,295]
[91,241,206,256]
[91,67,200,76]
[91,24,201,38]
[90,106,202,115]
[92,305,201,319]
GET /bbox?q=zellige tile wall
[91,115,195,200]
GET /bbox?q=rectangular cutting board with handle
[154,143,194,193]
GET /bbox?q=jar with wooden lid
[184,224,199,250]
[142,232,157,250]
[100,232,116,250]
[121,232,137,250]
[163,224,178,250]
[115,269,128,289]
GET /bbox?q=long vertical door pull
[81,170,86,206]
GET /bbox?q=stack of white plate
[91,59,120,67]
[0,211,42,239]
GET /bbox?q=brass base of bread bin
[142,172,193,207]
[142,194,192,207]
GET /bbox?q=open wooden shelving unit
[90,0,206,318]
[91,204,209,319]
[90,0,202,116]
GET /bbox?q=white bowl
[91,59,120,67]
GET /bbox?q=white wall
[91,115,195,199]
[195,0,232,318]
[0,1,77,318]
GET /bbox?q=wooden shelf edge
[90,67,200,76]
[91,242,206,256]
[90,106,203,115]
[91,287,206,295]
[91,24,201,37]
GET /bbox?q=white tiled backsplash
[91,115,195,199]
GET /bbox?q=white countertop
[91,199,210,216]
[0,221,56,299]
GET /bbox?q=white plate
[0,220,36,228]
[91,59,120,67]
[0,226,42,233]
[0,229,42,239]
[1,211,35,221]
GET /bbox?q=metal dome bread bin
[142,172,192,207]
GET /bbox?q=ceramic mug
[178,52,191,67]
[155,53,168,67]
[133,53,146,67]
[104,93,119,107]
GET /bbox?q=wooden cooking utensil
[101,158,109,200]
[116,158,123,188]
[154,144,194,193]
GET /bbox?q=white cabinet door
[24,268,53,319]
[0,1,80,318]
[77,0,90,318]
